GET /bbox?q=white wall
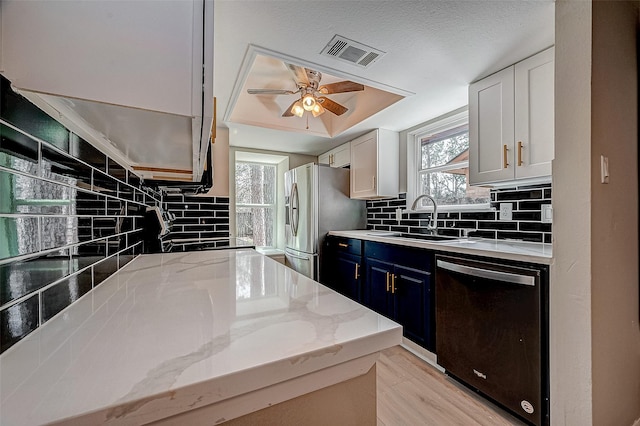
[590,2,640,424]
[205,127,230,197]
[553,1,640,424]
[552,2,594,423]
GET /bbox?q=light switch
[601,155,609,184]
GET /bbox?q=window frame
[406,108,492,212]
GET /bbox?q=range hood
[0,0,214,186]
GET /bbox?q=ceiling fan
[247,63,364,118]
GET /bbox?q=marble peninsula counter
[0,249,401,425]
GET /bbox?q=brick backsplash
[163,194,230,242]
[367,183,552,243]
[0,75,159,354]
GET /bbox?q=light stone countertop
[329,230,553,265]
[0,249,401,425]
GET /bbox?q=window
[235,162,277,247]
[410,110,490,209]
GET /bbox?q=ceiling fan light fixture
[311,103,325,117]
[302,94,316,111]
[291,100,304,117]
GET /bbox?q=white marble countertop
[329,230,553,265]
[0,249,401,425]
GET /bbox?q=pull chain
[306,114,309,130]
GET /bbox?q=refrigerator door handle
[285,248,311,261]
[291,182,299,237]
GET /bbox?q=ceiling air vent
[321,35,386,68]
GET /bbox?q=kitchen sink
[398,233,459,242]
[366,232,476,244]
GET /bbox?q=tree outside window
[235,162,276,247]
[417,125,490,207]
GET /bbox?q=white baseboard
[400,338,444,373]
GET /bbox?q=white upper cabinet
[514,48,555,179]
[350,129,399,199]
[469,47,554,186]
[319,142,351,168]
[0,0,214,182]
[318,152,331,166]
[469,67,515,184]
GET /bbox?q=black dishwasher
[435,255,549,426]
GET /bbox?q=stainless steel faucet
[410,194,438,231]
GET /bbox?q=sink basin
[366,231,402,237]
[398,233,459,242]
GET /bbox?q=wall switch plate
[542,204,553,223]
[395,208,402,222]
[499,203,513,221]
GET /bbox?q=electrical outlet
[542,204,553,223]
[499,203,513,221]
[395,208,402,222]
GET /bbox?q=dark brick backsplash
[366,183,552,243]
[163,194,230,242]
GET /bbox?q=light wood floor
[377,346,525,426]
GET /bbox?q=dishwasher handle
[437,259,535,286]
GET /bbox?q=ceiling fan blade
[286,63,310,86]
[317,97,348,116]
[281,99,299,117]
[318,81,365,94]
[247,88,296,95]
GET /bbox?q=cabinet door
[469,67,515,185]
[514,47,554,180]
[364,258,393,317]
[335,253,362,301]
[318,152,331,166]
[393,265,432,350]
[331,143,351,168]
[350,132,378,198]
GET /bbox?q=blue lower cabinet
[334,252,362,301]
[321,236,363,302]
[393,264,431,349]
[364,257,394,315]
[363,241,435,351]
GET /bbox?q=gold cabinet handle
[354,263,360,279]
[338,243,348,248]
[517,141,523,166]
[503,144,509,169]
[391,274,397,294]
[385,272,390,292]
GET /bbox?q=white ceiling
[214,1,555,156]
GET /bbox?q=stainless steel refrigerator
[284,163,366,280]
